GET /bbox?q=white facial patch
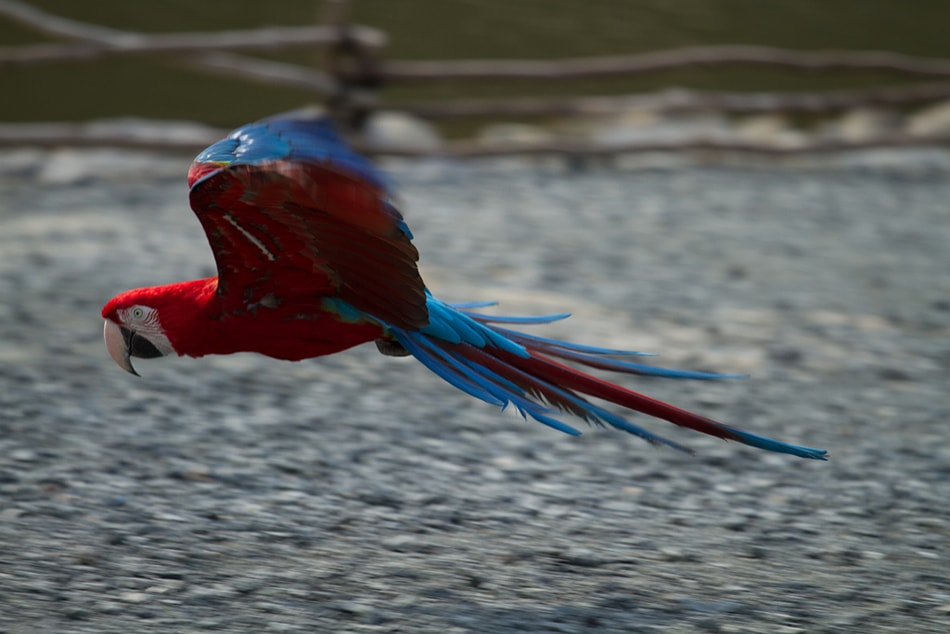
[123,305,176,356]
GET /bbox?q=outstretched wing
[187,114,428,329]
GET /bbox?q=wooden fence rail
[0,25,385,67]
[382,46,950,83]
[399,82,950,121]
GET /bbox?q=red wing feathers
[189,161,428,329]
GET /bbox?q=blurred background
[3,3,950,632]
[3,0,950,153]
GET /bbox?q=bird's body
[102,113,827,460]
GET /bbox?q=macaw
[102,113,827,460]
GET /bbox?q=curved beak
[103,320,162,376]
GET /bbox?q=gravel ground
[0,148,948,633]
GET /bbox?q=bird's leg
[375,337,410,357]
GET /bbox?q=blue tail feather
[459,311,573,325]
[716,427,829,460]
[514,342,744,380]
[395,330,506,408]
[393,328,583,436]
[447,301,500,309]
[387,296,828,460]
[457,341,693,451]
[485,324,657,357]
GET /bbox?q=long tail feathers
[390,301,828,460]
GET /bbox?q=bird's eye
[131,307,146,320]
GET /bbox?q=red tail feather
[450,339,740,442]
[505,348,743,442]
[516,351,738,440]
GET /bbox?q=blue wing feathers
[193,116,418,242]
[195,115,390,192]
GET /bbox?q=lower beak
[103,320,162,376]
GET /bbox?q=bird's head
[101,289,178,376]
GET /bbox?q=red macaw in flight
[102,113,827,460]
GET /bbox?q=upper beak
[103,320,162,376]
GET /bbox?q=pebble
[9,449,38,462]
[120,591,149,604]
[906,100,950,137]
